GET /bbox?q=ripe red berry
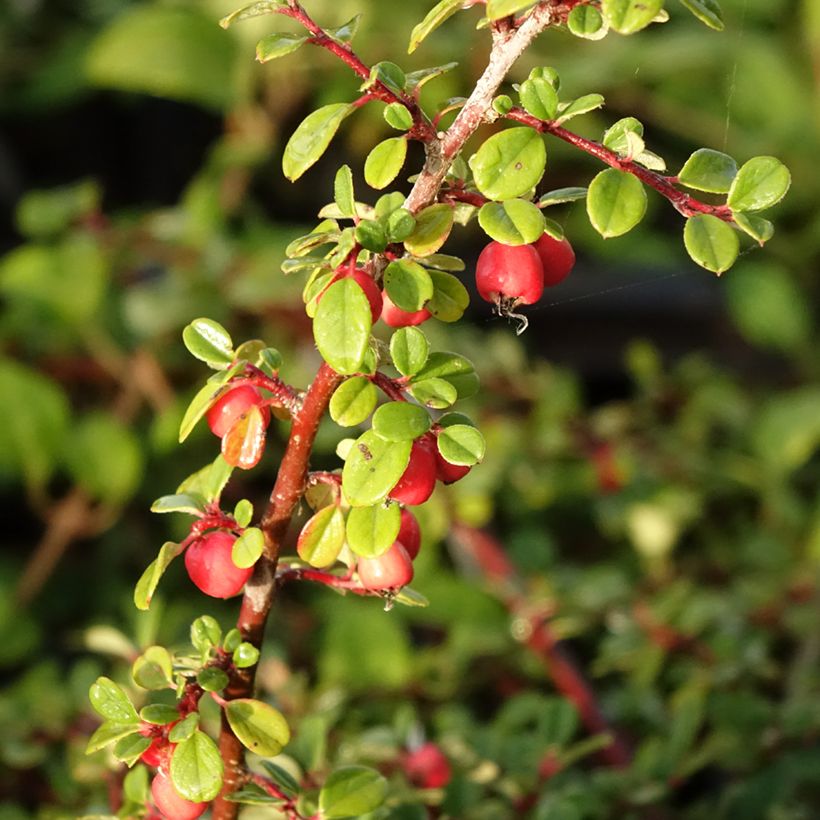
[184,531,253,599]
[435,450,471,485]
[140,736,167,768]
[357,542,414,591]
[389,437,437,505]
[151,771,208,820]
[381,292,431,328]
[206,385,270,439]
[532,232,575,287]
[404,742,452,789]
[397,508,421,560]
[475,241,544,306]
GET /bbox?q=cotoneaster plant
[85,1,790,818]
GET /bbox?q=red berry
[475,241,544,306]
[184,531,253,599]
[389,438,437,505]
[435,450,471,485]
[381,292,431,328]
[206,385,270,438]
[140,736,167,768]
[151,771,208,820]
[404,742,452,789]
[397,508,421,560]
[532,232,575,287]
[358,542,414,591]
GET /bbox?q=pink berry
[206,385,270,439]
[151,771,208,820]
[184,531,253,599]
[532,233,575,287]
[397,508,421,560]
[404,742,452,789]
[358,542,414,591]
[475,241,544,306]
[389,437,437,506]
[435,450,471,485]
[381,292,431,328]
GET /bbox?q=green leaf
[367,61,406,94]
[233,643,261,669]
[602,117,644,155]
[384,259,434,312]
[390,327,430,376]
[384,103,414,131]
[386,209,417,242]
[364,138,408,190]
[427,270,470,323]
[423,253,466,272]
[555,93,605,124]
[334,166,356,219]
[346,503,402,558]
[404,204,454,257]
[89,678,138,722]
[124,765,149,804]
[602,0,664,33]
[487,0,535,20]
[319,766,388,819]
[519,77,559,121]
[733,212,774,245]
[113,733,151,767]
[408,0,466,53]
[355,219,388,253]
[283,103,353,182]
[478,199,545,245]
[408,378,458,409]
[469,128,546,201]
[727,156,791,212]
[234,499,254,528]
[260,760,300,797]
[392,586,431,608]
[150,493,206,516]
[753,387,820,472]
[372,402,431,441]
[678,0,724,30]
[326,14,362,43]
[169,713,199,743]
[538,187,588,207]
[297,505,347,567]
[437,424,486,466]
[232,527,265,569]
[132,646,173,690]
[313,277,372,375]
[225,699,291,757]
[134,541,181,611]
[191,616,222,653]
[183,318,234,369]
[86,721,141,754]
[413,352,478,398]
[678,148,737,194]
[683,214,739,274]
[342,431,412,507]
[140,704,180,725]
[197,668,230,692]
[223,629,242,654]
[330,377,378,427]
[587,169,647,238]
[170,731,223,802]
[567,4,607,39]
[406,61,460,91]
[220,1,287,28]
[255,32,307,62]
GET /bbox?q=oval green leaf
[679,0,724,30]
[478,199,545,245]
[408,377,458,409]
[342,431,412,507]
[372,402,431,441]
[469,127,546,201]
[364,137,408,190]
[384,259,434,312]
[319,766,388,819]
[567,4,607,39]
[384,103,414,131]
[390,327,429,376]
[297,505,346,568]
[678,148,737,194]
[413,351,479,399]
[408,0,465,53]
[182,318,234,369]
[134,541,181,611]
[404,204,454,257]
[727,156,791,213]
[225,699,291,758]
[427,270,470,323]
[346,503,402,558]
[255,32,307,62]
[283,103,353,182]
[170,731,223,802]
[602,0,663,33]
[89,677,138,722]
[334,165,356,218]
[330,376,378,427]
[131,646,173,690]
[232,527,265,569]
[683,214,739,274]
[313,277,372,375]
[587,168,647,238]
[519,77,558,121]
[437,424,486,466]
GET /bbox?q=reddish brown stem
[370,371,407,403]
[506,107,735,221]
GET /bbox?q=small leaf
[408,378,458,409]
[89,677,138,722]
[602,0,664,33]
[342,431,412,507]
[427,270,470,323]
[469,127,546,201]
[114,733,151,767]
[386,209,417,242]
[727,156,791,212]
[223,629,242,654]
[486,0,535,20]
[602,117,644,155]
[297,505,347,567]
[679,148,737,194]
[221,405,267,470]
[256,32,307,62]
[334,165,356,218]
[319,766,388,819]
[733,212,774,245]
[372,402,431,441]
[437,424,486,466]
[225,699,291,757]
[182,318,234,369]
[519,77,559,121]
[679,0,724,30]
[170,731,223,802]
[140,704,180,725]
[408,0,466,54]
[346,503,402,558]
[423,253,466,272]
[478,199,545,245]
[384,103,414,131]
[330,377,378,427]
[86,721,140,754]
[150,493,206,516]
[364,137,408,190]
[178,382,228,444]
[326,14,362,43]
[169,713,199,743]
[232,527,265,569]
[539,187,588,207]
[219,1,286,28]
[567,4,608,39]
[197,668,230,692]
[233,643,261,669]
[390,327,429,376]
[313,278,372,375]
[261,761,301,797]
[587,168,647,238]
[683,214,739,274]
[132,646,173,690]
[404,204,454,257]
[283,103,353,182]
[555,93,605,124]
[384,259,434,312]
[367,61,406,94]
[134,541,181,611]
[234,499,254,528]
[191,616,222,653]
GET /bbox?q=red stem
[370,372,407,403]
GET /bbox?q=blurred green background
[1,0,820,817]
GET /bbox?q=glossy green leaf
[283,103,353,182]
[567,4,607,39]
[424,253,466,272]
[334,165,356,218]
[219,1,286,28]
[519,77,559,120]
[134,541,181,611]
[233,642,261,669]
[602,117,644,155]
[469,127,546,201]
[372,402,431,441]
[727,156,791,212]
[170,731,223,802]
[191,616,221,653]
[114,733,151,767]
[255,32,306,62]
[319,766,388,819]
[141,704,180,725]
[587,168,647,238]
[427,270,470,323]
[260,760,300,797]
[233,499,254,529]
[232,527,264,569]
[364,137,408,190]
[405,61,459,91]
[478,199,545,245]
[683,214,739,274]
[367,61,406,94]
[150,493,206,516]
[679,148,737,194]
[342,431,412,507]
[404,204,454,257]
[413,352,478,398]
[89,677,138,722]
[390,327,429,376]
[384,259,434,312]
[408,378,458,409]
[330,377,378,427]
[355,219,388,253]
[197,668,230,692]
[313,278,372,375]
[492,94,513,116]
[222,629,242,654]
[225,699,291,757]
[182,318,234,369]
[132,646,173,690]
[602,0,664,33]
[384,103,414,131]
[297,505,346,567]
[555,94,605,124]
[437,424,486,466]
[168,713,199,743]
[86,721,141,754]
[487,0,535,20]
[733,212,774,245]
[408,0,465,53]
[326,14,362,43]
[678,0,724,30]
[346,503,402,558]
[386,208,417,242]
[538,187,587,207]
